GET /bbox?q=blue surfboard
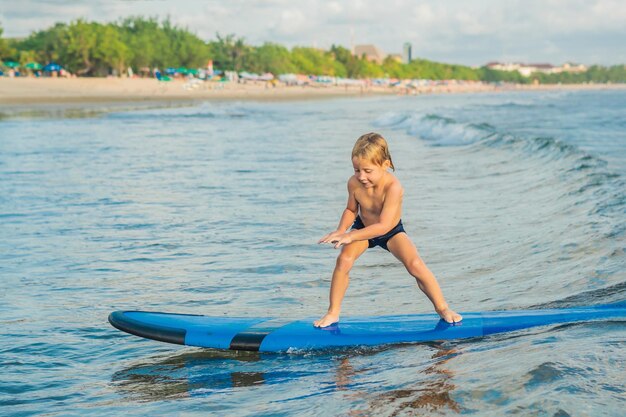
[109,302,626,352]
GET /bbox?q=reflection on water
[112,349,265,400]
[112,344,461,415]
[360,346,461,416]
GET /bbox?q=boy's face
[352,157,390,188]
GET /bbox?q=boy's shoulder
[386,174,404,193]
[347,175,360,189]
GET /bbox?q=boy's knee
[407,258,424,275]
[336,254,355,271]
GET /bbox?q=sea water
[1,89,624,416]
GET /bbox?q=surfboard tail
[598,300,626,309]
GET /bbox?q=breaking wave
[374,110,625,241]
[374,112,497,146]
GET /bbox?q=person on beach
[315,132,462,328]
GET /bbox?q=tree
[381,57,408,78]
[62,19,99,75]
[330,45,358,77]
[476,66,527,83]
[0,26,10,58]
[0,25,17,60]
[161,18,209,68]
[11,23,67,64]
[18,49,38,66]
[209,34,251,71]
[291,47,337,75]
[249,43,297,74]
[118,17,165,70]
[94,24,130,76]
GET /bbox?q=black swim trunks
[351,216,406,251]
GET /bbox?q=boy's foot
[436,306,463,324]
[313,313,339,328]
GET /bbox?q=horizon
[2,0,626,67]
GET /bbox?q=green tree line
[1,18,625,83]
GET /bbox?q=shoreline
[1,77,624,109]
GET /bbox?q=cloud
[268,10,310,37]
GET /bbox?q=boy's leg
[314,240,369,327]
[386,233,462,324]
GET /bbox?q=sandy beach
[1,77,623,108]
[0,77,490,105]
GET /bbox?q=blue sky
[2,0,625,66]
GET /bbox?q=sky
[2,0,625,66]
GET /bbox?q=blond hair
[351,132,395,171]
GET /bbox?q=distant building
[485,61,588,77]
[403,43,412,64]
[561,63,587,73]
[354,44,386,64]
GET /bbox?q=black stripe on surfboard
[108,311,187,345]
[229,318,294,351]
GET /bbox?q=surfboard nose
[108,311,186,345]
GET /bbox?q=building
[561,63,587,73]
[354,44,386,64]
[403,43,412,64]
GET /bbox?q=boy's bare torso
[348,174,403,228]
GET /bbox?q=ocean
[1,89,624,416]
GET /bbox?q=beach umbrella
[177,67,188,75]
[3,61,19,68]
[43,62,62,72]
[25,62,42,70]
[165,67,176,75]
[187,68,198,75]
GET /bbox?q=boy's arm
[345,182,403,242]
[335,181,359,232]
[318,180,358,244]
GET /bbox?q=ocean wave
[106,102,254,120]
[372,111,410,127]
[481,101,538,109]
[484,134,624,219]
[376,111,616,177]
[478,98,560,109]
[530,281,626,309]
[374,112,497,146]
[375,110,625,239]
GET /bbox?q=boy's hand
[331,233,353,249]
[318,231,353,249]
[318,230,343,245]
